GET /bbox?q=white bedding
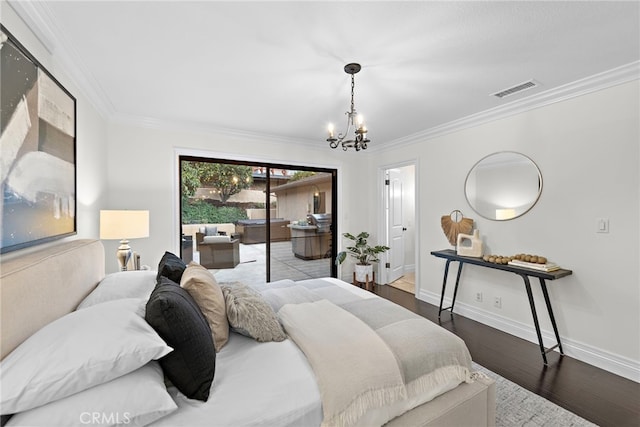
[149,277,471,427]
[148,332,322,427]
[147,278,374,427]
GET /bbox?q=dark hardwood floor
[375,285,640,427]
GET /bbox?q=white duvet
[149,332,322,427]
[149,278,467,427]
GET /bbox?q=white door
[387,169,405,283]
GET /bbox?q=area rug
[472,362,598,427]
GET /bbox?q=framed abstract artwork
[1,25,77,253]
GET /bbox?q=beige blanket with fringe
[262,279,473,427]
[279,300,406,427]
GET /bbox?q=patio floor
[202,240,332,286]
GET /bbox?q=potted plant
[336,232,390,282]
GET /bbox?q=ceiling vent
[492,80,539,99]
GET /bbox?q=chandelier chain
[350,74,355,115]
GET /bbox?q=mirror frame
[464,151,542,221]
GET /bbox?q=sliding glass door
[269,170,334,283]
[179,156,336,285]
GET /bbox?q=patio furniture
[196,233,240,269]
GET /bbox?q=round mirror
[464,151,542,221]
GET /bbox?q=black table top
[431,249,573,280]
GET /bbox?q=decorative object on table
[482,254,514,265]
[441,210,474,247]
[482,253,560,271]
[326,63,370,151]
[512,253,548,264]
[456,229,483,258]
[336,231,390,283]
[508,254,559,272]
[1,25,77,254]
[100,210,150,271]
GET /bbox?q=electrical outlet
[493,296,502,309]
[475,292,483,302]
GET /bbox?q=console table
[431,249,573,365]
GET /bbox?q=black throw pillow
[145,276,216,401]
[156,251,187,284]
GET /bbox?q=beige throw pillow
[180,262,229,351]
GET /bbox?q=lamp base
[116,239,133,271]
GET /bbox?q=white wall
[103,121,368,274]
[1,4,109,261]
[370,81,640,380]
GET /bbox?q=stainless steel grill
[307,213,332,234]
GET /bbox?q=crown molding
[372,61,640,153]
[7,0,115,118]
[5,1,55,54]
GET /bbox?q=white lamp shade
[100,210,149,240]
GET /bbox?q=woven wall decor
[441,210,474,246]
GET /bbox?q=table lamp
[100,210,149,271]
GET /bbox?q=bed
[0,239,495,426]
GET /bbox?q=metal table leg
[438,259,452,318]
[439,260,464,318]
[521,274,548,365]
[450,262,464,313]
[539,278,564,355]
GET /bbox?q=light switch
[596,218,609,233]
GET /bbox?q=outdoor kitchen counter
[289,224,331,260]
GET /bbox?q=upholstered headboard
[0,239,105,359]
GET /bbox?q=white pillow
[6,362,177,427]
[202,235,231,244]
[77,270,157,309]
[0,298,172,415]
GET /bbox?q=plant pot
[355,264,373,283]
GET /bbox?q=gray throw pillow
[220,282,286,343]
[205,225,218,236]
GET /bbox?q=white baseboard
[419,289,640,383]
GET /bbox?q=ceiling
[9,1,640,148]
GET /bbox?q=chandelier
[326,63,370,151]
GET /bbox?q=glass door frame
[179,155,338,282]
